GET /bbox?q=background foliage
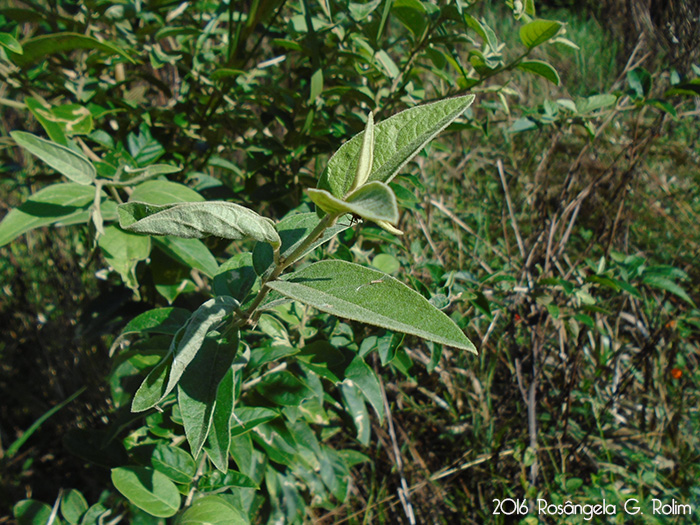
[1,0,699,523]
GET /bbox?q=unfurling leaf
[307,181,399,224]
[118,201,281,248]
[317,95,475,199]
[349,112,375,192]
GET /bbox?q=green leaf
[204,367,236,472]
[117,164,182,185]
[230,407,279,437]
[256,370,315,406]
[79,503,109,524]
[25,97,68,145]
[151,443,197,484]
[517,60,560,85]
[318,96,475,199]
[98,225,151,290]
[14,500,54,525]
[267,260,477,352]
[111,466,180,518]
[9,32,135,66]
[645,99,677,117]
[348,0,381,21]
[118,201,281,247]
[519,19,562,49]
[252,212,352,276]
[576,94,617,114]
[150,297,240,410]
[308,182,399,223]
[0,183,96,247]
[50,104,94,136]
[214,252,258,301]
[664,79,700,97]
[132,356,172,412]
[627,67,652,98]
[345,356,384,422]
[376,49,400,78]
[119,307,192,338]
[174,495,247,525]
[61,489,88,524]
[372,253,400,274]
[350,112,375,191]
[129,180,204,204]
[0,32,22,54]
[153,237,219,278]
[11,131,96,184]
[178,331,239,458]
[197,470,258,491]
[309,68,323,101]
[392,0,428,38]
[339,382,371,444]
[642,275,695,306]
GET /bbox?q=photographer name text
[492,498,693,520]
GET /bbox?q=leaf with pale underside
[118,201,280,248]
[307,182,398,223]
[267,260,477,352]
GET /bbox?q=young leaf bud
[348,112,374,193]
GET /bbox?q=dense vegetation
[1,0,699,523]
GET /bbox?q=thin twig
[497,160,526,259]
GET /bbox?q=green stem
[232,212,339,327]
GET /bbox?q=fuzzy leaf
[118,201,280,247]
[11,131,96,185]
[178,331,239,458]
[203,367,236,473]
[164,297,240,404]
[308,182,399,223]
[318,96,475,199]
[267,260,476,352]
[349,112,375,191]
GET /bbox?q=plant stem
[232,212,340,327]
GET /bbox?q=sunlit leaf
[519,19,562,49]
[318,96,475,199]
[11,131,96,184]
[307,182,399,223]
[111,467,180,518]
[174,495,247,525]
[118,201,281,248]
[267,260,477,352]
